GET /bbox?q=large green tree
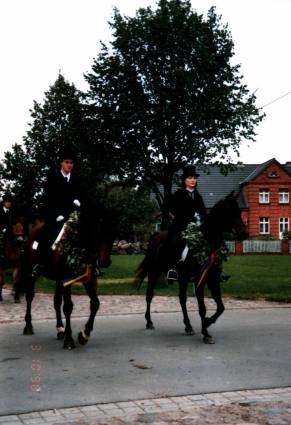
[94,184,156,241]
[85,0,264,227]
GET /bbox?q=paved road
[1,289,291,424]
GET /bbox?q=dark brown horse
[0,221,25,302]
[135,191,248,344]
[15,205,117,349]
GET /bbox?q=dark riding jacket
[169,188,207,232]
[35,170,82,251]
[43,170,81,223]
[0,204,14,234]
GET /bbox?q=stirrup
[167,269,178,281]
[31,263,43,278]
[220,273,231,283]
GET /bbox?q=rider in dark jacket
[167,166,207,280]
[0,193,15,300]
[31,146,82,275]
[0,193,14,235]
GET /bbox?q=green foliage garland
[56,210,86,275]
[182,222,229,266]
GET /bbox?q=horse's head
[79,202,118,269]
[205,191,248,241]
[12,222,24,237]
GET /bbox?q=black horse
[15,204,117,349]
[135,191,248,344]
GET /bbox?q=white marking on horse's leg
[81,330,90,341]
[56,326,65,333]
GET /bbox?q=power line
[260,91,291,108]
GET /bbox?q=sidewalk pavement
[1,287,291,424]
[1,388,291,425]
[0,287,289,324]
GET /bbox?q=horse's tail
[134,231,168,288]
[134,255,150,288]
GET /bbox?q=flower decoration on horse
[183,222,229,268]
[56,210,87,280]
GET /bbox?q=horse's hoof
[146,322,155,330]
[63,338,76,350]
[78,331,89,345]
[23,326,34,335]
[185,326,195,336]
[57,331,65,340]
[203,335,215,344]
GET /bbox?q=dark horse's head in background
[77,200,119,269]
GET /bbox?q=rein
[192,251,218,287]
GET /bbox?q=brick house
[196,158,291,239]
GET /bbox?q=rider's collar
[61,170,71,182]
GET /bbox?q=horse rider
[167,165,207,280]
[0,192,14,234]
[31,146,83,276]
[0,192,15,300]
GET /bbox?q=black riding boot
[166,230,185,282]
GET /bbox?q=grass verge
[5,254,291,302]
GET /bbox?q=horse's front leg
[145,271,157,330]
[78,277,100,345]
[23,277,36,335]
[205,267,225,329]
[62,284,75,349]
[195,283,214,344]
[178,278,194,335]
[54,282,65,340]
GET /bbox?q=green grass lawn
[222,255,291,302]
[5,254,291,301]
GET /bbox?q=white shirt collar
[61,170,71,181]
[3,206,9,213]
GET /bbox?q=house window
[269,170,279,178]
[259,217,269,234]
[279,189,289,204]
[279,217,289,238]
[259,190,270,204]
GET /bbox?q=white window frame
[259,190,270,204]
[259,217,270,234]
[279,190,289,204]
[279,217,289,239]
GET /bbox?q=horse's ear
[233,190,240,200]
[233,183,246,200]
[226,190,236,200]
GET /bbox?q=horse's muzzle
[100,258,112,268]
[236,229,249,241]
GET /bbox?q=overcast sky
[1,0,290,164]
